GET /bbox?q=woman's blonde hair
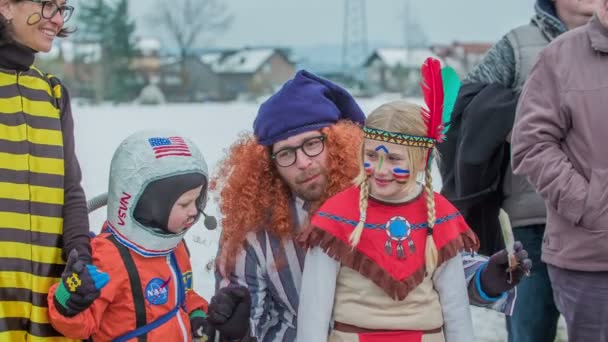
[349,100,439,273]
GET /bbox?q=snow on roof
[137,38,161,55]
[200,52,225,68]
[212,48,276,74]
[371,48,440,68]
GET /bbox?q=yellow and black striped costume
[0,42,88,341]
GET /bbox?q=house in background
[158,55,228,102]
[209,48,296,99]
[363,47,441,96]
[156,47,295,102]
[57,40,103,102]
[431,42,492,77]
[131,37,162,85]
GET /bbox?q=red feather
[420,57,444,141]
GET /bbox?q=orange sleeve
[47,237,123,338]
[186,288,209,314]
[176,241,209,314]
[184,261,209,314]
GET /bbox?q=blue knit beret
[253,70,366,146]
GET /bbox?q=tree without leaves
[151,0,233,97]
[153,0,232,57]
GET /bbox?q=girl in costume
[297,58,478,342]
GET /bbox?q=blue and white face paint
[363,139,413,201]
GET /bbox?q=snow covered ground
[72,97,566,341]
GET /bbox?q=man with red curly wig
[212,70,530,341]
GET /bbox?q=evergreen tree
[76,0,110,42]
[106,0,139,103]
[76,0,139,103]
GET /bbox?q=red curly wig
[211,120,363,275]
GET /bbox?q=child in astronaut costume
[47,130,253,342]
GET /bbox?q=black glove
[207,286,252,341]
[480,241,532,297]
[53,249,110,317]
[190,309,216,341]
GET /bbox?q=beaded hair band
[363,126,436,149]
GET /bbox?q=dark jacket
[437,82,518,254]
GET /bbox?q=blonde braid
[424,153,438,274]
[349,175,369,247]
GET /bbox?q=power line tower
[342,0,368,84]
[402,0,410,64]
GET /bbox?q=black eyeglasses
[28,0,74,23]
[271,135,326,167]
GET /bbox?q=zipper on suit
[167,254,189,341]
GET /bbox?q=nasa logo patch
[145,277,170,305]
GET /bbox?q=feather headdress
[420,57,461,141]
[420,57,445,142]
[441,66,460,134]
[419,57,460,162]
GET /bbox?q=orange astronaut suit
[48,231,208,341]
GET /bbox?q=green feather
[441,66,461,134]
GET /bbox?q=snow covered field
[72,97,566,341]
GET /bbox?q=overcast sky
[119,0,535,48]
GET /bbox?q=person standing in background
[443,1,597,341]
[512,1,608,340]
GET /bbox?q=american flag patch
[148,136,191,159]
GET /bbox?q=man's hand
[207,286,252,341]
[54,249,110,317]
[480,241,532,297]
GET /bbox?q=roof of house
[136,38,161,56]
[431,42,492,57]
[452,42,492,54]
[200,52,226,67]
[364,48,440,68]
[210,48,279,74]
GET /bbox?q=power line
[342,0,368,80]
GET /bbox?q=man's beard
[292,168,328,202]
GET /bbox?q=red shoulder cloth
[299,186,479,300]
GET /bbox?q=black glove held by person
[481,241,532,297]
[207,286,252,341]
[53,250,110,317]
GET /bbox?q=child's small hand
[53,249,110,317]
[190,309,215,341]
